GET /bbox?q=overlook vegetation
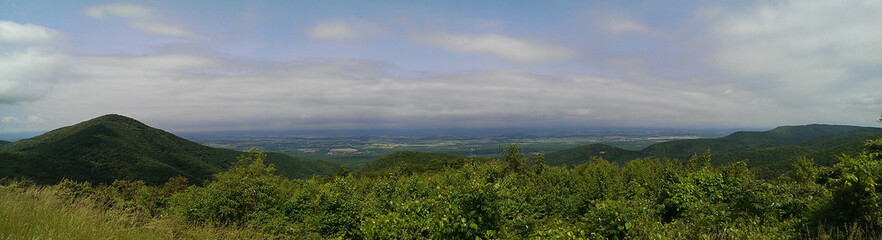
[3,140,882,239]
[3,115,882,239]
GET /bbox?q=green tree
[816,139,882,235]
[687,148,712,171]
[171,148,287,227]
[499,143,545,174]
[787,156,818,184]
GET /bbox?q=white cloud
[1,115,44,124]
[705,0,882,94]
[1,117,19,123]
[0,21,65,43]
[307,20,385,41]
[415,32,573,64]
[600,15,649,34]
[308,20,359,40]
[83,3,200,37]
[0,48,70,104]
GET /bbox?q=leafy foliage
[810,139,882,236]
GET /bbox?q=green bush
[171,149,288,227]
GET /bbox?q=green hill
[0,140,8,147]
[358,151,472,177]
[642,124,882,157]
[544,143,647,167]
[546,124,882,178]
[0,114,337,185]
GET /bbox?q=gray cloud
[414,32,574,64]
[10,48,780,132]
[696,0,882,125]
[307,20,386,41]
[5,1,881,133]
[704,0,882,93]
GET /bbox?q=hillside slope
[0,114,337,185]
[641,124,882,157]
[546,124,882,178]
[545,143,647,167]
[359,151,473,177]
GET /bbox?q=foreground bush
[6,140,882,239]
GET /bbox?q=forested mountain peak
[721,124,882,145]
[0,114,337,185]
[0,114,163,152]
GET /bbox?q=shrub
[171,149,287,227]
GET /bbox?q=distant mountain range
[0,114,338,185]
[545,124,882,178]
[4,114,879,184]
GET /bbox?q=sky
[1,0,881,135]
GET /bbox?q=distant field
[179,128,731,168]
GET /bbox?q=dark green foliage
[545,143,646,167]
[645,124,882,156]
[572,157,622,202]
[0,114,337,185]
[358,151,470,177]
[172,149,288,225]
[499,143,546,175]
[867,138,882,160]
[786,156,819,184]
[811,139,882,236]
[546,124,882,179]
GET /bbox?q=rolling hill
[0,114,338,185]
[545,143,646,167]
[546,124,882,178]
[358,151,476,177]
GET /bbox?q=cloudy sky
[1,0,881,135]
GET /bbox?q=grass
[0,183,274,240]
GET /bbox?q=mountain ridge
[0,114,338,185]
[545,124,882,178]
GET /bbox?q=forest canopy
[4,140,882,239]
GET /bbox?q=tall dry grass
[0,183,275,240]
